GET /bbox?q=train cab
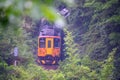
[38,34,61,64]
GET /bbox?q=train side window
[48,40,51,48]
[39,38,46,48]
[54,38,60,48]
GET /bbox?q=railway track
[40,64,58,70]
[36,59,59,70]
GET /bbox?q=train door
[46,38,53,55]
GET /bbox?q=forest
[0,0,120,80]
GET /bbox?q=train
[37,7,69,65]
[37,20,61,65]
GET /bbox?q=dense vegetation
[0,0,120,80]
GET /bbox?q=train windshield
[54,38,60,48]
[39,38,46,48]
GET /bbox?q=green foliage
[0,0,120,80]
[59,28,99,80]
[0,62,13,80]
[13,64,48,80]
[8,64,66,80]
[39,4,60,21]
[109,32,120,45]
[100,48,116,80]
[84,0,118,11]
[63,28,80,63]
[52,72,65,80]
[84,0,95,7]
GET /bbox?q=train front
[37,29,61,65]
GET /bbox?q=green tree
[100,48,116,80]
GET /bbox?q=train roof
[38,36,61,38]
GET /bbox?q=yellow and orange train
[37,35,61,65]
